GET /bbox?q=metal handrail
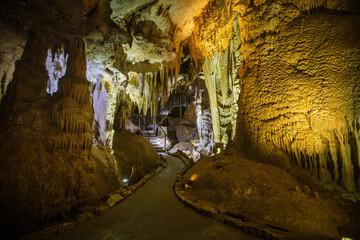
[145,128,151,140]
[157,125,168,150]
[138,93,190,151]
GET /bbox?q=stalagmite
[51,38,93,151]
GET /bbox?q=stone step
[140,134,164,152]
[142,130,155,133]
[143,135,156,138]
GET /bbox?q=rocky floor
[54,155,259,240]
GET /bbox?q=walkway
[55,155,261,240]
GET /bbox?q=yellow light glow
[190,174,199,181]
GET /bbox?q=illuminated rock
[0,0,360,238]
[0,24,26,103]
[202,12,242,146]
[45,47,67,95]
[234,0,360,191]
[51,38,93,150]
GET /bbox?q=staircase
[138,93,192,154]
[141,128,165,153]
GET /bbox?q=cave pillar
[51,38,93,151]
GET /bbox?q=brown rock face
[0,0,360,238]
[0,35,119,237]
[112,131,160,184]
[175,124,199,142]
[233,1,360,192]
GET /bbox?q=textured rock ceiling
[110,0,210,63]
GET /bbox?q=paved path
[55,155,261,240]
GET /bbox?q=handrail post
[180,96,182,119]
[143,117,145,138]
[138,117,141,135]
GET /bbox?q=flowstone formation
[181,0,360,239]
[1,0,360,238]
[51,38,93,150]
[203,12,242,148]
[234,0,360,192]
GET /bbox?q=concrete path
[55,155,261,240]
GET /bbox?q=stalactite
[266,119,360,191]
[201,12,241,146]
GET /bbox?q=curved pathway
[55,155,261,240]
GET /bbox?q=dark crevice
[265,224,289,233]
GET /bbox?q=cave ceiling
[3,0,358,95]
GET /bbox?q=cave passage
[0,0,360,239]
[54,155,259,240]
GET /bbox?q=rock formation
[203,12,242,147]
[0,0,360,238]
[233,0,360,192]
[0,23,26,103]
[51,38,93,151]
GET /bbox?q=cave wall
[233,0,360,191]
[0,35,120,236]
[0,23,26,103]
[0,1,359,238]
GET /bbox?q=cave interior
[0,0,360,239]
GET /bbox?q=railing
[138,93,192,150]
[157,125,168,150]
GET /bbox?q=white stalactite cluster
[120,45,183,121]
[45,47,67,95]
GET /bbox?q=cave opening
[0,0,360,239]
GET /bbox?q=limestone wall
[0,35,120,236]
[233,0,360,191]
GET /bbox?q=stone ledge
[22,154,167,240]
[172,155,286,240]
